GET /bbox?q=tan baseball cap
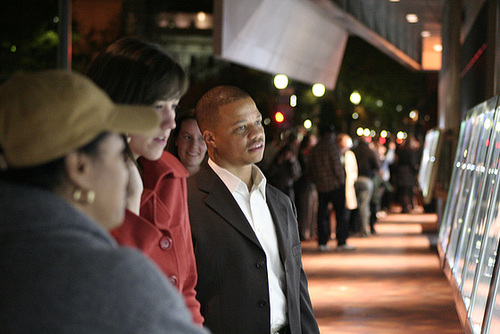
[0,70,160,168]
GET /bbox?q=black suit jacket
[187,166,319,334]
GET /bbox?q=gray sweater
[0,180,209,334]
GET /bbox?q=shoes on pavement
[336,244,356,251]
[318,244,330,252]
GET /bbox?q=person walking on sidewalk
[307,124,353,251]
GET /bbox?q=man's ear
[203,131,216,149]
[64,152,94,190]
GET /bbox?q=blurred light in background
[350,90,361,105]
[433,44,443,52]
[396,131,407,145]
[421,30,431,38]
[312,83,325,97]
[409,110,418,120]
[303,119,312,129]
[274,74,288,89]
[484,118,492,130]
[274,111,285,123]
[406,14,419,23]
[195,11,212,29]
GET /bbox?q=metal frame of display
[438,95,500,334]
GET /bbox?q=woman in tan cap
[0,70,208,333]
[86,37,204,325]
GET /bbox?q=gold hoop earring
[87,190,95,204]
[73,188,95,205]
[73,189,82,202]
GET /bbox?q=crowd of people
[260,122,422,252]
[0,36,422,333]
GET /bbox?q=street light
[303,119,312,129]
[274,111,285,123]
[350,91,361,105]
[274,74,288,89]
[312,83,325,97]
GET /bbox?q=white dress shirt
[208,159,288,333]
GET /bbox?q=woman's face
[176,118,207,170]
[128,99,179,160]
[85,133,130,230]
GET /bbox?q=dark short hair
[195,85,250,132]
[86,37,187,105]
[0,132,111,191]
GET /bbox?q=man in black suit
[187,86,319,334]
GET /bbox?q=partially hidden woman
[337,133,359,233]
[166,109,207,176]
[0,70,207,333]
[86,37,204,325]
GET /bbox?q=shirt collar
[208,158,267,200]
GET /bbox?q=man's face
[207,97,265,175]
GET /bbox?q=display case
[418,128,441,205]
[438,95,500,333]
[438,103,483,270]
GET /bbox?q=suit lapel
[198,167,262,248]
[266,186,290,262]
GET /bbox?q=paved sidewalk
[301,213,463,334]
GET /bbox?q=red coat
[111,151,204,325]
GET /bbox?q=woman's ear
[64,152,94,190]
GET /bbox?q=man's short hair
[195,85,250,132]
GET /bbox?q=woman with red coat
[86,38,204,325]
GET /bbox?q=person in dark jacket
[0,70,207,333]
[394,135,420,213]
[307,124,353,251]
[188,85,320,334]
[266,143,302,201]
[352,136,380,236]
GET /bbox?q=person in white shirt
[187,85,319,334]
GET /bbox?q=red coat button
[170,275,178,286]
[159,236,173,250]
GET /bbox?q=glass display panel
[469,102,500,333]
[459,97,499,311]
[472,210,500,333]
[418,129,441,204]
[439,120,468,256]
[446,102,488,277]
[484,257,500,333]
[453,105,493,291]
